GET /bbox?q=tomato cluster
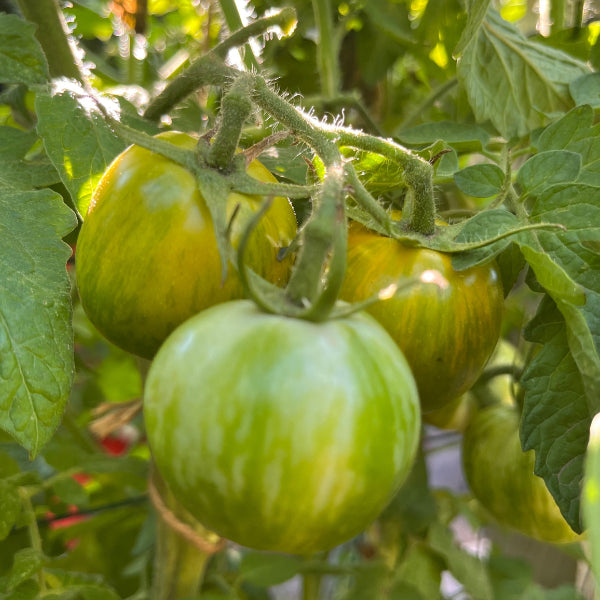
[76,134,515,554]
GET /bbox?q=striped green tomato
[76,132,296,359]
[340,221,504,413]
[144,300,421,554]
[462,403,580,544]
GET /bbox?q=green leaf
[450,209,520,269]
[72,584,121,600]
[0,14,50,85]
[0,127,38,160]
[513,181,600,528]
[457,9,589,139]
[521,297,592,531]
[427,521,493,600]
[51,477,88,508]
[254,144,308,186]
[343,148,406,194]
[583,414,600,599]
[95,348,142,403]
[357,1,413,85]
[496,243,526,294]
[35,85,126,216]
[536,105,594,151]
[570,73,600,108]
[398,121,490,152]
[0,157,61,191]
[0,188,77,457]
[516,151,581,195]
[0,480,21,541]
[4,579,39,600]
[395,543,443,599]
[0,451,20,478]
[0,127,60,190]
[238,552,300,587]
[413,140,458,178]
[454,163,505,197]
[536,105,600,187]
[7,548,45,591]
[387,582,424,600]
[522,184,600,395]
[340,562,390,600]
[453,0,492,58]
[380,450,437,535]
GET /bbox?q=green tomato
[424,339,522,431]
[339,222,504,413]
[76,132,296,359]
[144,300,421,554]
[462,403,580,544]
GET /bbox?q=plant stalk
[311,0,339,99]
[303,572,322,600]
[551,0,566,32]
[143,9,295,121]
[18,488,46,591]
[150,471,219,600]
[217,0,259,71]
[17,0,85,83]
[331,128,435,236]
[207,74,254,170]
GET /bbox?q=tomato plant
[462,402,580,545]
[340,222,504,413]
[144,300,421,555]
[3,0,600,597]
[76,131,297,359]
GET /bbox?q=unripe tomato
[424,339,521,431]
[76,132,296,359]
[462,403,579,544]
[144,300,421,554]
[339,221,503,413]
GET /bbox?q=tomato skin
[144,300,421,554]
[339,222,504,413]
[462,403,579,544]
[76,132,296,359]
[424,340,521,431]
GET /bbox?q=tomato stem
[143,9,297,121]
[216,0,260,71]
[231,172,318,199]
[311,0,339,99]
[143,55,234,121]
[207,74,254,171]
[18,488,46,592]
[17,0,86,83]
[214,6,296,66]
[284,167,345,312]
[104,117,197,172]
[251,77,349,319]
[302,571,322,600]
[150,470,222,600]
[328,128,436,236]
[345,164,394,234]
